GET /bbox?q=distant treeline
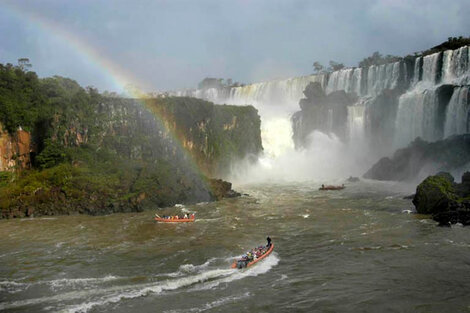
[197,77,245,90]
[311,36,470,72]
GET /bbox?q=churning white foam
[1,255,278,313]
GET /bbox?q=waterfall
[395,88,440,147]
[421,52,441,84]
[228,74,328,112]
[366,62,401,96]
[168,45,470,180]
[326,68,362,96]
[444,86,470,137]
[394,47,469,148]
[347,104,365,141]
[411,57,422,86]
[441,46,469,84]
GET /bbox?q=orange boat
[319,184,345,191]
[154,216,195,223]
[231,243,274,269]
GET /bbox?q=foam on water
[191,253,280,291]
[62,268,236,313]
[178,259,216,274]
[163,292,251,313]
[0,280,30,293]
[0,275,120,294]
[48,275,120,290]
[0,255,277,313]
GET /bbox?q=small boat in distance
[231,243,274,269]
[154,214,195,223]
[319,184,345,191]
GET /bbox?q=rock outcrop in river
[413,172,470,225]
[363,134,470,181]
[291,82,357,147]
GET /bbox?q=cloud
[1,0,469,91]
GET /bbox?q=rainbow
[1,2,147,94]
[1,2,214,190]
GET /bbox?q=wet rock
[413,172,470,225]
[413,172,456,215]
[208,178,241,200]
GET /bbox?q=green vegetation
[0,62,260,218]
[0,142,205,217]
[145,97,262,177]
[312,60,345,73]
[358,51,402,68]
[357,36,469,68]
[420,36,470,56]
[0,63,213,217]
[198,77,244,89]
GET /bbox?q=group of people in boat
[319,184,345,190]
[236,237,272,269]
[157,213,195,220]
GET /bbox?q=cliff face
[144,97,262,177]
[92,97,262,178]
[291,82,357,147]
[0,124,32,171]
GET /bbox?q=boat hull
[231,243,274,269]
[319,186,345,191]
[154,217,195,223]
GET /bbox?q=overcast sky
[0,0,469,92]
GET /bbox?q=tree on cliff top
[328,61,345,72]
[312,61,344,73]
[312,61,324,73]
[198,77,243,89]
[198,77,224,90]
[358,51,402,67]
[18,58,32,71]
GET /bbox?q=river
[1,180,470,312]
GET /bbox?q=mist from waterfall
[230,130,372,183]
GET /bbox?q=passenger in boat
[255,248,261,258]
[321,184,325,189]
[184,214,188,219]
[267,236,272,248]
[237,255,248,268]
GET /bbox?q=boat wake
[163,292,251,313]
[0,254,279,313]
